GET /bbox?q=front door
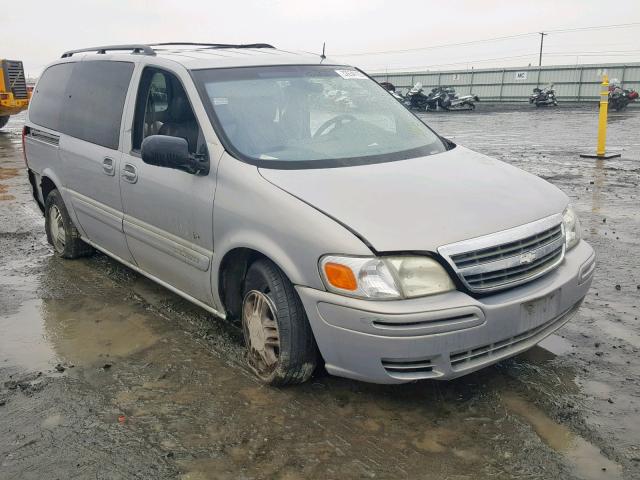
[119,66,216,305]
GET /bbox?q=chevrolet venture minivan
[23,43,595,385]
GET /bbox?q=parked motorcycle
[405,83,431,110]
[608,79,639,111]
[406,83,479,111]
[379,81,407,104]
[438,86,480,110]
[529,84,558,107]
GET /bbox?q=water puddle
[0,299,58,371]
[538,334,574,356]
[0,293,163,372]
[501,393,623,480]
[42,297,161,366]
[518,334,573,363]
[412,427,457,453]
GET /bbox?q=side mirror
[440,136,456,150]
[141,135,209,175]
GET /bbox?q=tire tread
[243,258,317,386]
[45,189,93,259]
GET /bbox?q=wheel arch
[216,245,311,321]
[39,169,84,237]
[39,168,64,203]
[40,175,58,206]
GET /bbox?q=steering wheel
[313,114,357,139]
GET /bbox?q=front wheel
[242,258,318,386]
[0,116,9,129]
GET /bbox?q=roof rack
[149,42,275,49]
[61,42,275,58]
[61,44,156,58]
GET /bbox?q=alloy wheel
[242,290,281,376]
[48,205,66,253]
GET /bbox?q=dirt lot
[1,105,638,480]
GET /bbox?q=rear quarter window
[29,63,75,131]
[61,61,134,150]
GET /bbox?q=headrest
[168,96,194,122]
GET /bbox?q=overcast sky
[4,0,640,77]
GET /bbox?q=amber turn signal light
[324,262,357,291]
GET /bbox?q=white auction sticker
[335,69,366,80]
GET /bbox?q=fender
[211,232,316,300]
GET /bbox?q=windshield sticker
[335,69,367,80]
[213,97,229,105]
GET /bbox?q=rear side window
[29,63,75,131]
[62,61,134,150]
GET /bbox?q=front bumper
[297,240,595,384]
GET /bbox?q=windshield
[192,65,446,168]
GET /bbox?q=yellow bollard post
[596,74,609,156]
[580,74,621,159]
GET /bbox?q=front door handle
[121,163,138,184]
[102,157,115,176]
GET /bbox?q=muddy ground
[1,105,638,480]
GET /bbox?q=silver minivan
[23,43,595,385]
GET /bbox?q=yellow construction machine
[0,59,31,129]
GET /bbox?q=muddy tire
[241,258,317,386]
[0,116,9,129]
[44,189,93,259]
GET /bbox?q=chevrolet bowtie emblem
[519,252,537,265]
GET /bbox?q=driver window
[132,68,202,155]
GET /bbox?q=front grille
[450,300,581,371]
[2,60,28,99]
[439,215,565,293]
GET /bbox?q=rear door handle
[121,163,138,184]
[102,157,115,176]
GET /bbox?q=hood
[258,146,568,252]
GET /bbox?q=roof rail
[60,42,275,58]
[149,42,275,49]
[61,44,157,58]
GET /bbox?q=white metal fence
[369,63,640,102]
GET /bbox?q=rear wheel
[241,258,317,386]
[45,189,93,258]
[0,116,9,129]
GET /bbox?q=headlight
[319,255,455,300]
[562,205,581,250]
